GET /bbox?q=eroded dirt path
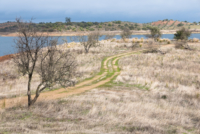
[0,46,171,109]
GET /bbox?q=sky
[0,0,200,23]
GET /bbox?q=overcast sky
[0,0,200,23]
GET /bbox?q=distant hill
[149,20,200,30]
[0,22,18,32]
[0,20,200,33]
[152,20,187,26]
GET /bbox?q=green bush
[174,27,191,40]
[115,21,121,24]
[72,27,76,31]
[66,26,71,30]
[48,29,54,32]
[142,27,148,30]
[79,27,84,31]
[177,23,184,27]
[87,22,93,26]
[89,28,95,31]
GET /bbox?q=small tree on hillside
[177,23,184,27]
[14,18,77,107]
[65,17,72,25]
[146,27,162,41]
[120,27,132,41]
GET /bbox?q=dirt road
[0,46,172,109]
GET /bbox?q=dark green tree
[65,17,72,25]
[174,27,191,40]
[177,23,184,27]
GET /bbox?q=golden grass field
[0,38,200,134]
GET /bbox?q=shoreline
[1,29,200,37]
[0,53,14,62]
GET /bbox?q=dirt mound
[152,20,187,26]
[0,54,14,62]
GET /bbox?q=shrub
[111,39,116,42]
[120,28,132,40]
[174,27,191,40]
[137,41,141,43]
[177,23,184,27]
[167,41,171,44]
[72,27,76,31]
[189,39,193,42]
[142,27,148,30]
[141,37,144,42]
[115,21,121,24]
[89,28,95,31]
[48,29,54,32]
[124,39,129,43]
[146,27,162,41]
[193,38,199,42]
[66,26,71,30]
[79,27,84,31]
[87,22,93,26]
[175,40,191,50]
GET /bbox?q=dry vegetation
[0,39,134,98]
[0,39,200,133]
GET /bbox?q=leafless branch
[13,18,77,107]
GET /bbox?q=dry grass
[0,39,133,98]
[0,87,200,133]
[118,43,200,90]
[1,41,200,133]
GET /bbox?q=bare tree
[71,32,101,53]
[14,18,77,107]
[120,28,132,41]
[146,27,162,41]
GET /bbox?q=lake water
[1,33,200,57]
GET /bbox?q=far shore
[1,29,200,37]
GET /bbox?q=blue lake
[1,33,200,57]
